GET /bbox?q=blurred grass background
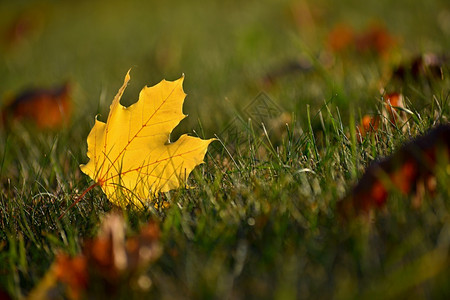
[0,0,450,299]
[1,0,449,133]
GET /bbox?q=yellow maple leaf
[80,71,214,207]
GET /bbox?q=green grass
[1,0,450,298]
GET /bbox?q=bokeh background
[1,0,449,136]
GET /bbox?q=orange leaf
[355,23,396,56]
[327,23,355,52]
[356,114,380,141]
[2,83,71,129]
[54,254,88,300]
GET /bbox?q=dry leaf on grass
[356,92,409,142]
[28,213,162,300]
[393,53,448,81]
[1,83,71,129]
[340,124,450,218]
[327,22,396,57]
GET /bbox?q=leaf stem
[58,182,100,220]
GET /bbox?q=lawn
[1,0,449,299]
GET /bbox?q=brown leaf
[393,53,448,81]
[356,115,380,142]
[355,92,408,142]
[125,221,162,271]
[83,213,162,281]
[339,124,450,218]
[355,23,396,56]
[30,213,162,299]
[327,22,396,56]
[2,83,71,129]
[327,23,355,52]
[54,254,88,300]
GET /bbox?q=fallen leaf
[355,23,396,57]
[393,53,448,81]
[83,213,126,280]
[28,213,162,299]
[83,213,162,280]
[327,23,355,52]
[54,254,88,300]
[1,83,71,129]
[356,114,380,141]
[80,71,214,207]
[355,92,408,142]
[327,22,396,57]
[339,124,450,217]
[26,253,87,300]
[382,92,407,126]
